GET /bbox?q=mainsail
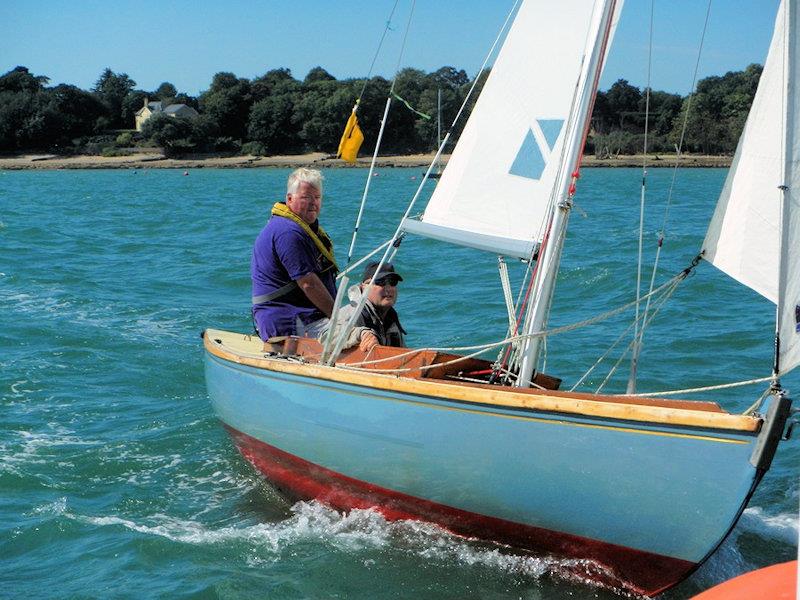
[402,0,621,259]
[703,0,800,374]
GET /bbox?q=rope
[570,312,639,392]
[391,92,431,119]
[743,385,774,415]
[595,275,683,393]
[341,270,687,371]
[628,376,773,397]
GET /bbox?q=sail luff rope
[345,0,416,266]
[627,0,655,394]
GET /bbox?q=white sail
[703,0,800,374]
[402,0,618,259]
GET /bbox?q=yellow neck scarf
[271,202,338,272]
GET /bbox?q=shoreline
[0,152,733,170]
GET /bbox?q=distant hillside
[0,64,761,157]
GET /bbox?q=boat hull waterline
[203,330,771,596]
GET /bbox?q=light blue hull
[205,351,760,574]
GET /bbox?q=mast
[774,0,795,387]
[516,0,618,387]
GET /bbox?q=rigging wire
[635,0,713,349]
[356,0,402,104]
[345,0,414,266]
[595,275,684,393]
[627,0,655,394]
[331,0,522,359]
[342,269,689,370]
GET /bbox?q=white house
[135,97,199,131]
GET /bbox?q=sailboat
[203,0,797,596]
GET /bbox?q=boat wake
[49,497,637,597]
[739,506,799,545]
[688,505,799,591]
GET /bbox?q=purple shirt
[251,213,337,340]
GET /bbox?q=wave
[739,506,799,546]
[58,499,627,595]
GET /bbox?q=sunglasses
[371,277,400,287]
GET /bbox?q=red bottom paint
[225,425,695,596]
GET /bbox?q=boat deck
[203,328,762,432]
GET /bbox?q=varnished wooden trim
[203,329,761,433]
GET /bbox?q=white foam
[30,497,68,516]
[58,500,629,594]
[740,506,799,546]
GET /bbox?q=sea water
[0,167,797,599]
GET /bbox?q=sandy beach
[0,152,732,170]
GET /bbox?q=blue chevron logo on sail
[509,119,565,180]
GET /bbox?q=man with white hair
[251,167,338,340]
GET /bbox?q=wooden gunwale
[203,329,761,433]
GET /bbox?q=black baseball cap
[362,262,403,283]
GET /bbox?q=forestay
[402,0,617,259]
[703,0,800,374]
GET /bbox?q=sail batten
[703,0,800,374]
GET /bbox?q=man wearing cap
[322,262,406,352]
[251,167,338,341]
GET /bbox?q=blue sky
[0,1,780,96]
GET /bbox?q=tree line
[0,63,762,157]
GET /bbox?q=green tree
[141,112,195,155]
[384,68,427,153]
[0,66,49,93]
[40,84,107,145]
[93,68,136,128]
[670,65,761,153]
[251,68,299,102]
[646,90,683,136]
[293,77,354,152]
[155,81,178,100]
[248,94,298,154]
[605,79,642,130]
[199,72,251,141]
[304,66,336,84]
[0,67,50,150]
